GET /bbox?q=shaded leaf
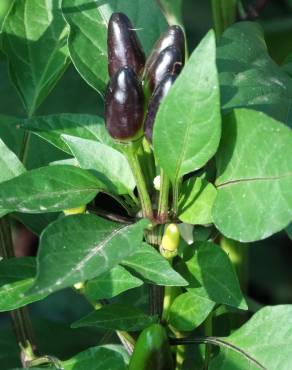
[121,243,188,287]
[62,345,127,370]
[0,165,104,213]
[29,215,148,295]
[153,30,221,182]
[184,242,247,309]
[169,289,215,331]
[22,113,112,154]
[210,305,292,370]
[218,22,292,128]
[0,257,47,311]
[62,0,167,94]
[2,0,69,115]
[62,135,135,195]
[72,304,157,331]
[84,265,143,302]
[213,109,292,242]
[178,176,217,225]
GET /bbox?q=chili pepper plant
[0,0,292,369]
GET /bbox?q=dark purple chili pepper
[144,46,183,93]
[144,25,185,74]
[107,12,145,77]
[105,66,144,141]
[144,73,177,143]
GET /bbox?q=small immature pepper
[105,66,145,141]
[160,223,180,260]
[129,323,174,370]
[107,12,145,77]
[144,45,183,93]
[144,25,185,73]
[144,73,177,143]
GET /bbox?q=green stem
[172,178,181,218]
[157,169,170,224]
[0,217,36,364]
[124,145,153,220]
[19,131,31,165]
[141,137,156,192]
[204,311,213,370]
[211,0,237,39]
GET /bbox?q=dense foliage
[0,1,291,369]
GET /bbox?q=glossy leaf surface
[153,30,221,182]
[210,305,292,370]
[2,0,69,115]
[0,165,104,213]
[62,135,135,195]
[29,215,148,295]
[213,109,292,242]
[72,304,157,331]
[121,243,187,287]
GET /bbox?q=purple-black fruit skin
[145,46,183,93]
[145,74,177,143]
[108,12,145,78]
[105,66,145,141]
[145,25,185,74]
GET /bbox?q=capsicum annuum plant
[0,1,292,370]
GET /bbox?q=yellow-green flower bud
[63,205,86,216]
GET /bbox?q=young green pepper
[144,45,183,93]
[144,73,177,143]
[129,323,174,370]
[107,12,145,77]
[105,66,144,141]
[144,25,185,76]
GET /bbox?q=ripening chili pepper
[144,46,183,93]
[144,25,185,74]
[129,323,174,370]
[105,66,144,141]
[107,12,145,78]
[144,73,177,143]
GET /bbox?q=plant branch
[170,336,267,370]
[124,144,154,220]
[157,169,170,224]
[0,217,36,365]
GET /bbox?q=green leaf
[213,109,292,242]
[0,137,25,182]
[13,212,60,236]
[29,215,148,295]
[157,0,184,28]
[210,305,292,370]
[286,223,292,240]
[217,22,292,128]
[184,242,247,309]
[178,176,217,225]
[22,114,112,154]
[0,0,14,32]
[169,289,215,331]
[84,265,143,302]
[72,304,157,331]
[62,0,167,94]
[153,30,221,183]
[0,257,47,311]
[62,345,127,370]
[0,165,104,213]
[62,135,136,195]
[0,115,23,155]
[0,137,25,216]
[121,243,188,287]
[2,0,69,116]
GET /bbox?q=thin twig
[170,336,267,370]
